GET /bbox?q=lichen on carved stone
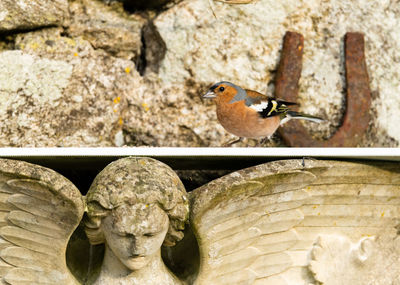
[85,157,189,284]
[309,234,400,285]
[1,157,400,284]
[0,158,84,284]
[189,159,400,284]
[0,157,189,285]
[86,157,189,245]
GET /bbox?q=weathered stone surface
[0,0,399,146]
[85,157,189,284]
[68,0,146,60]
[0,158,84,284]
[0,0,69,31]
[190,159,400,284]
[1,157,400,284]
[0,28,142,147]
[154,0,400,146]
[121,79,230,146]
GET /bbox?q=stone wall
[0,0,399,146]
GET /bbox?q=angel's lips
[129,254,145,258]
[123,255,151,270]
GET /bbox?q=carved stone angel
[0,157,188,285]
[0,157,399,285]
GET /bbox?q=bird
[203,81,323,146]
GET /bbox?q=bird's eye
[219,86,225,92]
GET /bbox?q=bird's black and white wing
[0,159,84,285]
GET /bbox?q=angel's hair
[84,157,189,247]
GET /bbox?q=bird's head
[203,81,246,104]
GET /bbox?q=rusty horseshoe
[276,32,371,147]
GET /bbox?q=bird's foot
[222,137,243,147]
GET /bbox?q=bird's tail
[282,111,324,125]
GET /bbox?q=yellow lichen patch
[381,212,385,217]
[298,45,303,51]
[30,42,39,50]
[73,52,78,57]
[113,109,118,113]
[142,102,149,112]
[140,160,146,166]
[118,117,123,126]
[113,96,121,104]
[64,38,77,47]
[125,67,131,74]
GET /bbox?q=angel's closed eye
[115,232,134,238]
[144,232,159,237]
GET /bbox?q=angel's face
[101,203,169,271]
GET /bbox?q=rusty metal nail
[276,31,371,147]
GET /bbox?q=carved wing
[190,160,318,285]
[190,159,400,285]
[0,159,84,285]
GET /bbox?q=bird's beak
[203,90,216,99]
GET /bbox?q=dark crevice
[0,24,59,37]
[0,34,16,50]
[136,27,147,75]
[122,0,172,12]
[136,20,166,75]
[59,27,70,38]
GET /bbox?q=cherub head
[84,157,189,271]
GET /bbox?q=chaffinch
[203,81,323,146]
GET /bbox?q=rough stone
[0,0,69,31]
[0,28,143,147]
[68,0,146,60]
[0,0,399,147]
[122,79,230,146]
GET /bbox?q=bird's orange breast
[216,100,281,139]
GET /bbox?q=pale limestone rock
[154,0,400,145]
[0,28,143,147]
[0,50,72,114]
[0,0,69,31]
